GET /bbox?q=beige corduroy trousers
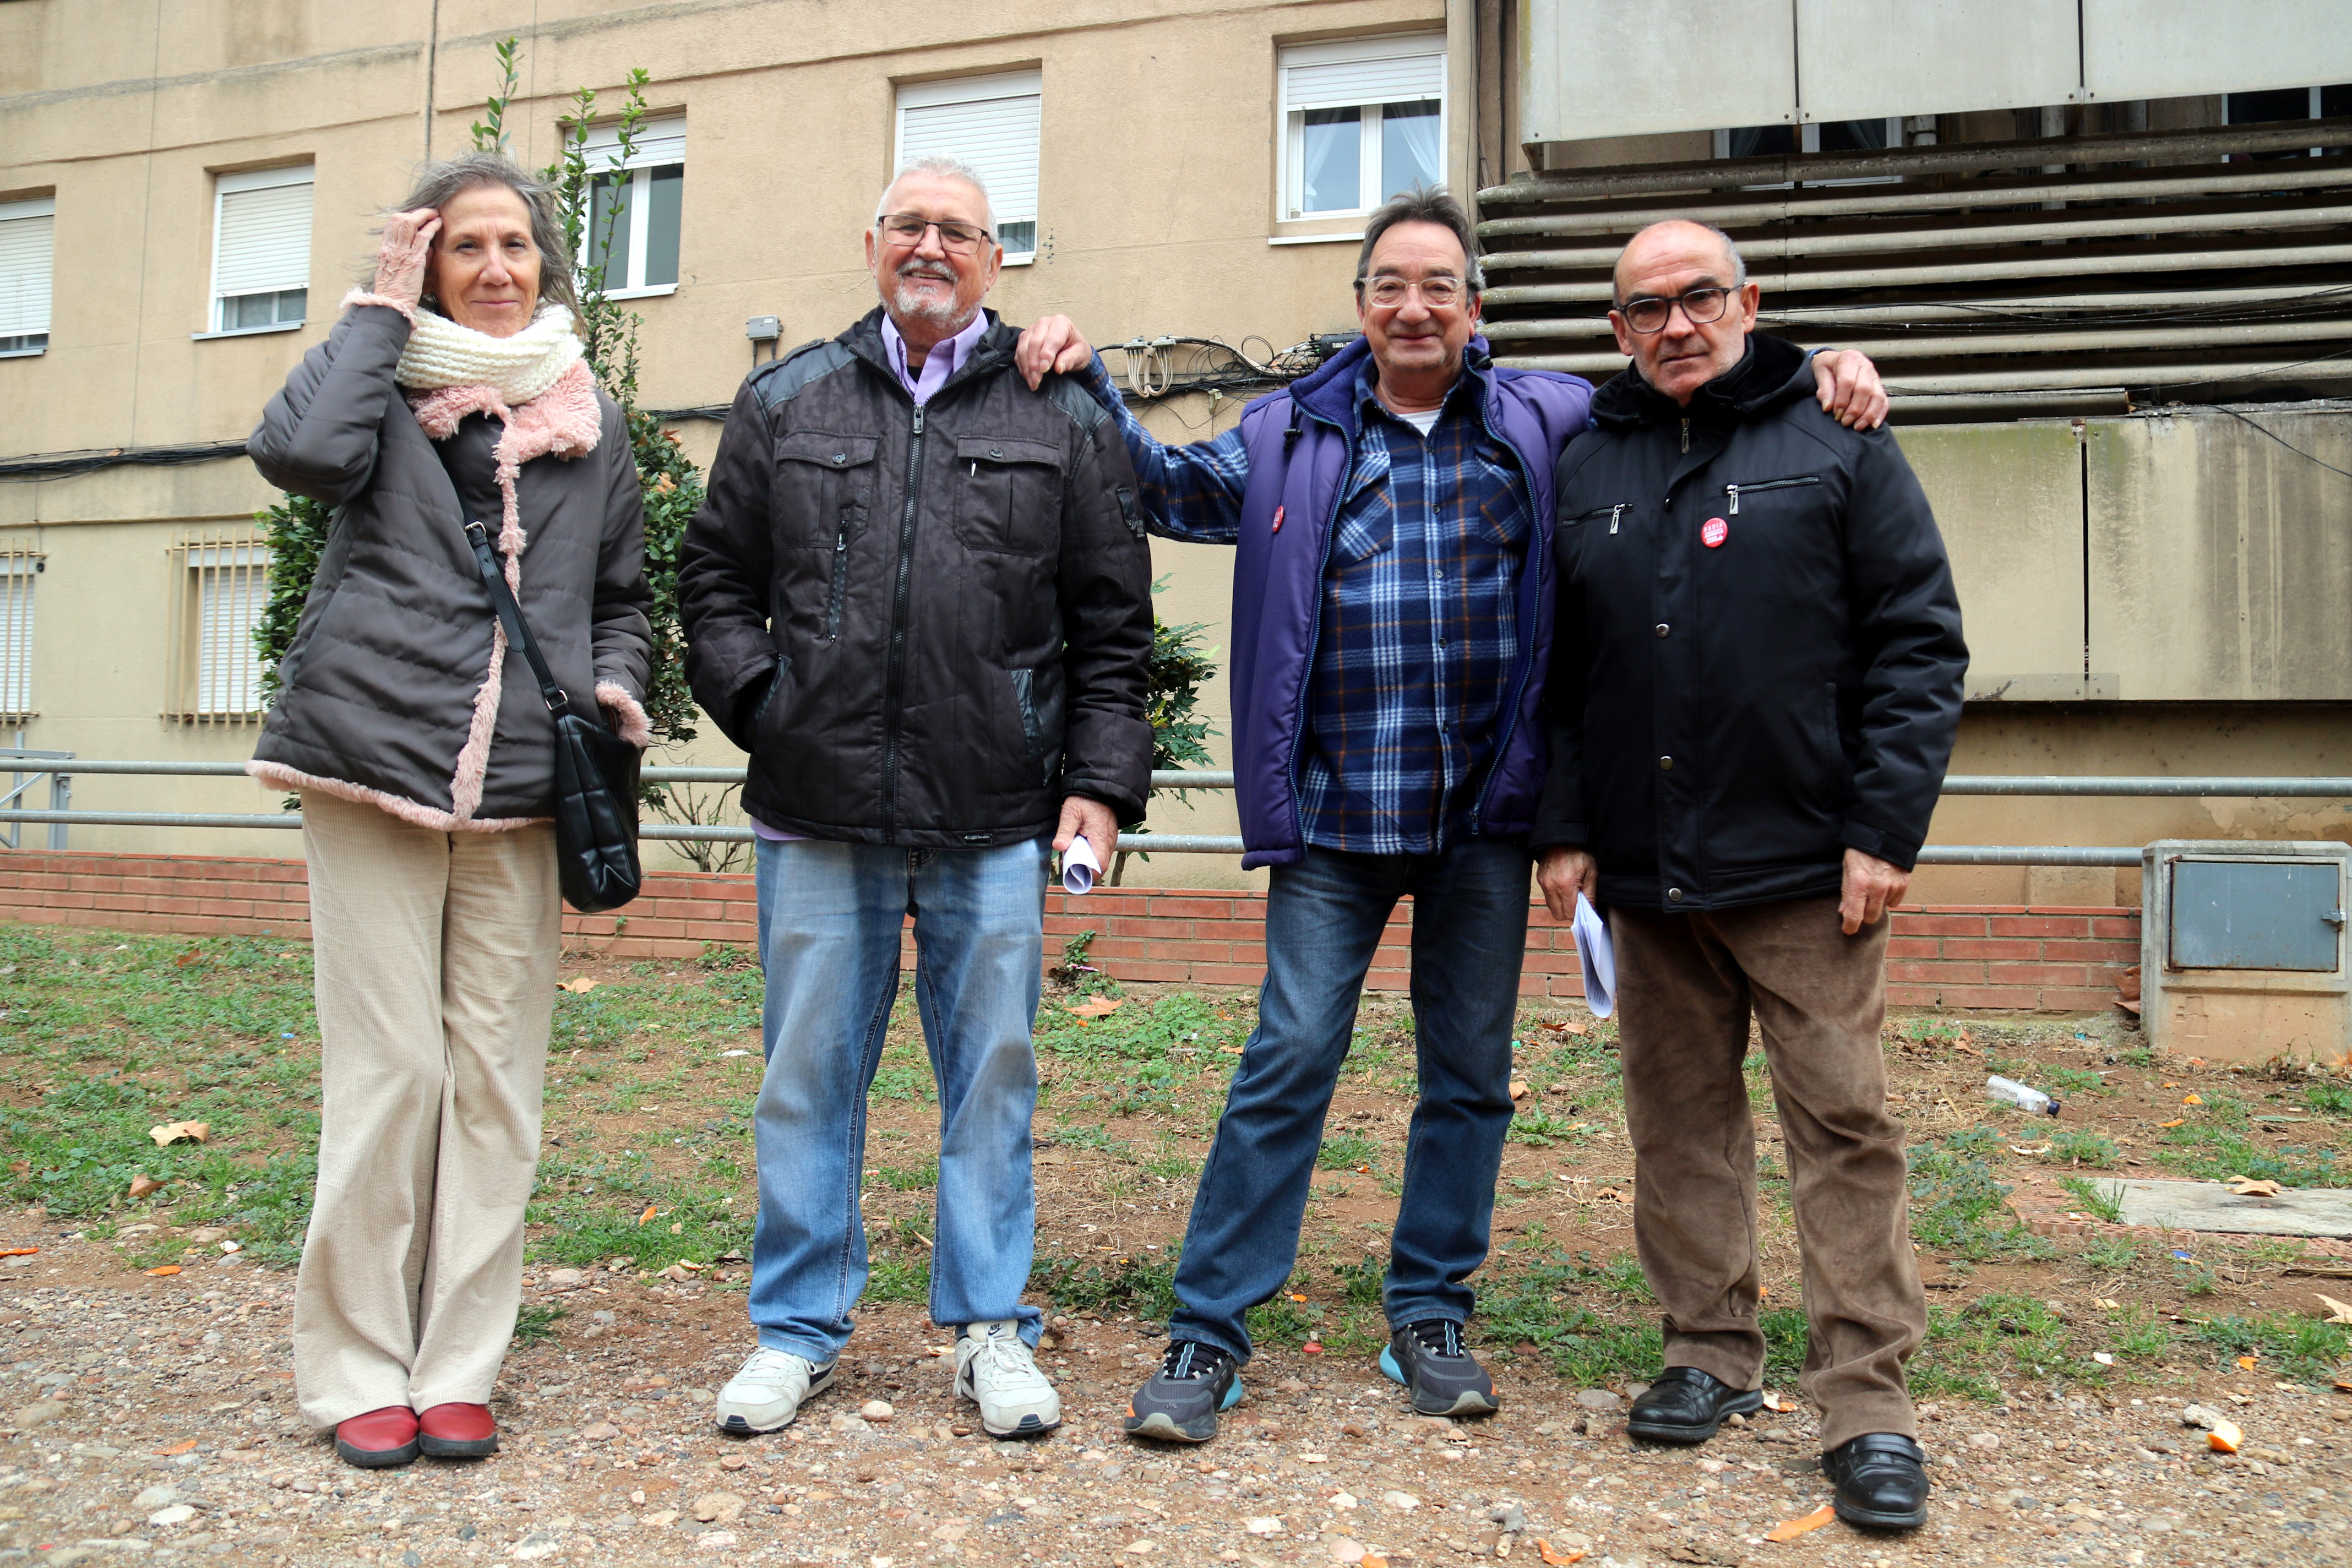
[292,789,561,1430]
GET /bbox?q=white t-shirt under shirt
[1394,406,1441,436]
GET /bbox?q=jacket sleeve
[1527,527,1591,856]
[1052,383,1158,825]
[1073,354,1249,545]
[590,401,655,746]
[674,378,778,753]
[246,303,412,504]
[1837,427,1969,870]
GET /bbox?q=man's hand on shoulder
[1536,845,1598,924]
[1839,847,1909,935]
[1017,315,1097,390]
[1809,350,1889,431]
[1054,794,1118,872]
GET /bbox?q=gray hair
[385,151,580,326]
[1613,220,1748,304]
[874,155,995,235]
[1354,186,1484,295]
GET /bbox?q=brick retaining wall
[0,850,2137,1012]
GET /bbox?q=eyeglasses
[1359,275,1470,309]
[1616,286,1736,334]
[876,213,993,254]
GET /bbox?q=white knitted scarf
[392,302,583,404]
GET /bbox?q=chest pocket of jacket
[1331,470,1393,567]
[774,432,879,552]
[954,437,1064,557]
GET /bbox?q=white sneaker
[954,1320,1061,1436]
[715,1346,836,1434]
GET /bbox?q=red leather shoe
[417,1401,499,1458]
[334,1406,420,1468]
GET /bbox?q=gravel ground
[2,1237,2346,1568]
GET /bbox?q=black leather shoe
[1625,1366,1763,1443]
[1822,1433,1929,1530]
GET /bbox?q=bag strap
[463,519,571,718]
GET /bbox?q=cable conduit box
[2141,840,2350,1065]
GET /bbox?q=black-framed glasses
[1359,274,1469,309]
[1616,286,1736,334]
[876,213,993,254]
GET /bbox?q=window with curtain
[895,72,1042,260]
[1279,36,1446,220]
[210,166,312,334]
[165,535,269,721]
[582,117,686,295]
[0,197,53,357]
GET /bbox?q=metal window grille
[0,546,37,721]
[166,533,268,721]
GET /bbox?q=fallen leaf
[1302,1340,1324,1354]
[1219,1046,1244,1055]
[2315,1294,2352,1325]
[638,1205,658,1226]
[1068,996,1125,1018]
[144,1265,182,1277]
[559,977,599,993]
[1510,1080,1531,1100]
[1362,1557,1390,1568]
[2158,1118,2185,1128]
[2237,1355,2259,1370]
[127,1174,164,1199]
[1036,1148,1072,1166]
[2091,1298,2122,1310]
[2226,1177,2283,1196]
[1288,1292,1308,1303]
[156,1440,198,1456]
[2182,1093,2203,1106]
[2207,1418,2243,1453]
[1765,1504,1836,1542]
[1760,1391,1792,1412]
[2092,1351,2115,1365]
[148,1121,209,1147]
[0,1248,34,1259]
[677,1259,708,1271]
[1535,1543,1586,1566]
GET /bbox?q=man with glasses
[1015,190,1888,1444]
[677,156,1155,1439]
[1534,220,1964,1531]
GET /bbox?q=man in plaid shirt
[1017,188,1886,1444]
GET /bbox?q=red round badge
[1701,516,1729,548]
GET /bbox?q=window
[165,534,268,721]
[895,72,1041,261]
[0,197,53,357]
[0,547,37,721]
[209,166,312,334]
[1279,35,1445,220]
[583,117,685,297]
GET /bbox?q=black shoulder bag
[464,519,644,914]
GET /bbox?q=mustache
[895,259,957,284]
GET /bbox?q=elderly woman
[246,152,652,1468]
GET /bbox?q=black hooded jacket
[676,307,1155,847]
[1529,335,1968,912]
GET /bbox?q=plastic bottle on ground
[1984,1074,2061,1116]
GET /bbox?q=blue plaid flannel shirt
[1076,354,1534,856]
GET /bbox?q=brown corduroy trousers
[1610,894,1924,1449]
[292,790,561,1430]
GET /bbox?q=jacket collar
[841,306,1018,398]
[1591,333,1812,429]
[1287,333,1500,435]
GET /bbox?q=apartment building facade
[1,0,2347,904]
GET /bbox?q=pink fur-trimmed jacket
[245,301,654,831]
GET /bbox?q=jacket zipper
[824,519,850,639]
[1680,418,1690,455]
[879,404,925,842]
[1610,503,1626,535]
[1467,390,1552,837]
[1725,476,1821,515]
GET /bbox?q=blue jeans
[1169,837,1529,1360]
[748,835,1050,1364]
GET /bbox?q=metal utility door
[2168,858,2346,972]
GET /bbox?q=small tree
[1110,578,1220,885]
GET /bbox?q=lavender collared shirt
[748,308,992,844]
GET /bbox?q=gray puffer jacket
[247,302,653,829]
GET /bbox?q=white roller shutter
[0,198,55,339]
[1281,36,1445,114]
[585,116,687,172]
[896,72,1042,231]
[213,167,313,301]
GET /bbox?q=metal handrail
[0,761,2342,860]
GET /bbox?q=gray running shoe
[715,1346,836,1434]
[1379,1319,1499,1417]
[1123,1339,1243,1444]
